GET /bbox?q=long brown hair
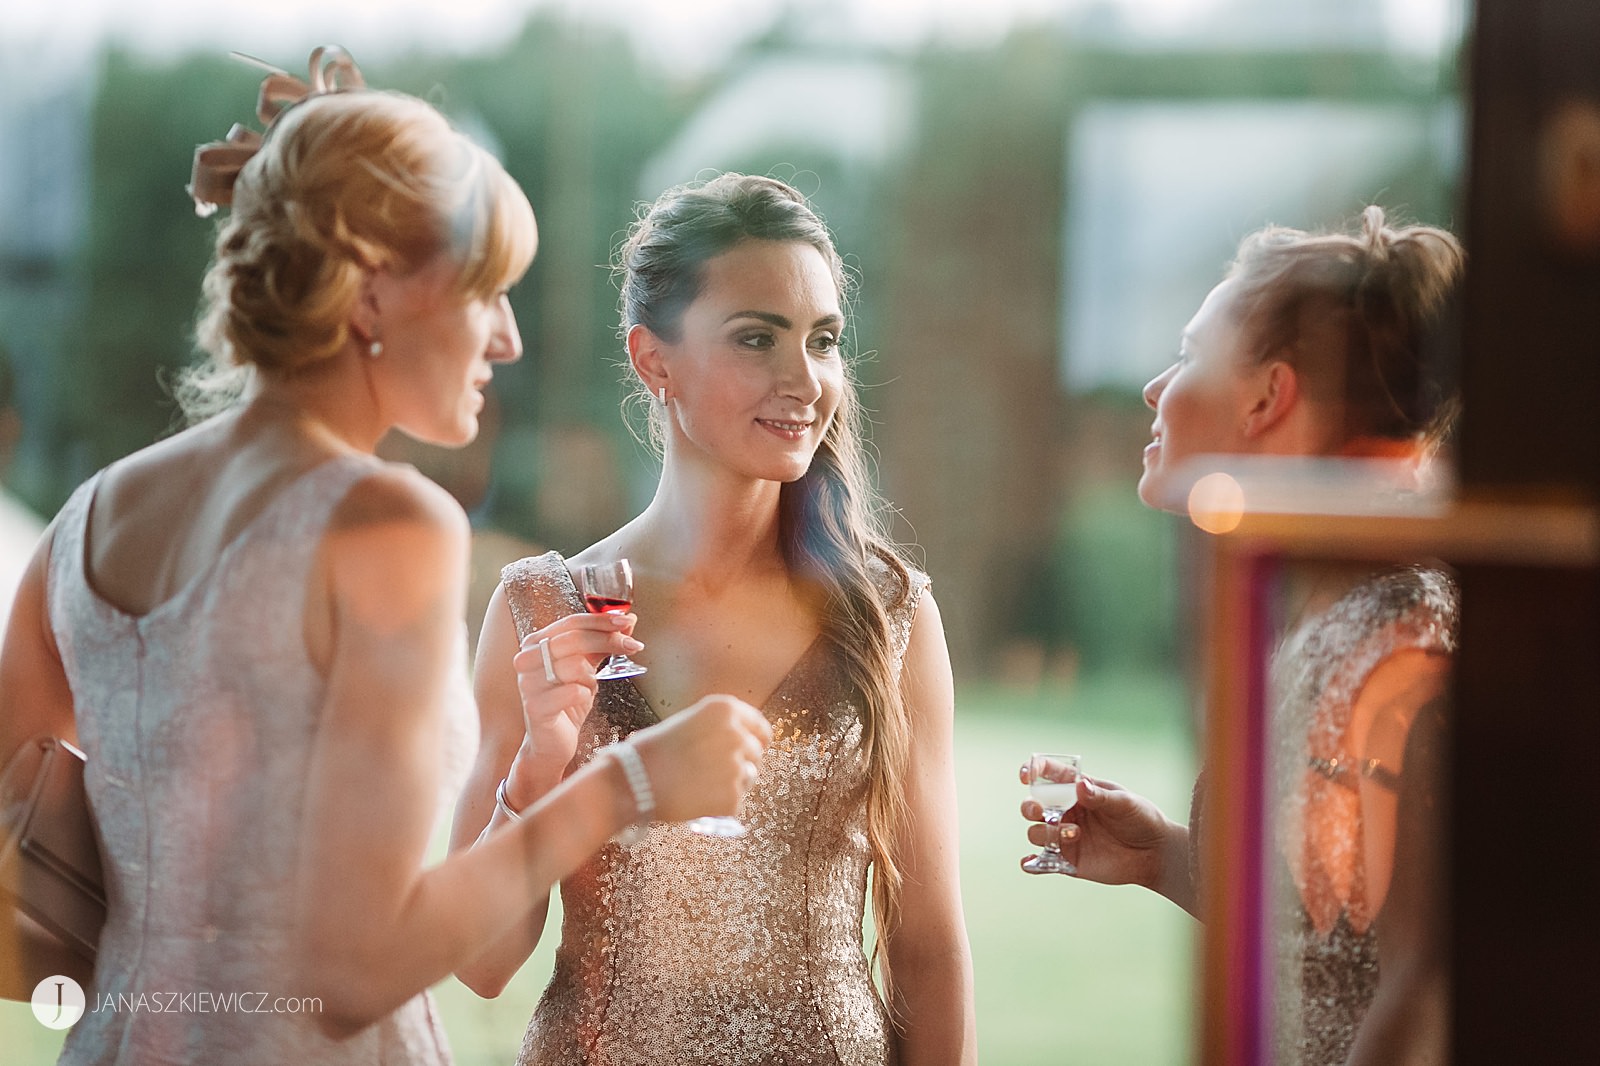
[616,173,915,997]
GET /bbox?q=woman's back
[51,447,460,1065]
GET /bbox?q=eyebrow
[722,310,844,330]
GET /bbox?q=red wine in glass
[585,594,632,615]
[578,560,647,680]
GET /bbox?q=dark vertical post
[1455,0,1600,1059]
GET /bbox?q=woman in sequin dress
[0,51,768,1063]
[454,173,977,1065]
[1021,208,1463,1065]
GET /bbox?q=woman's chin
[1136,467,1157,506]
[1135,470,1174,513]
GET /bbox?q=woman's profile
[1023,207,1463,1065]
[0,49,768,1063]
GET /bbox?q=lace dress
[500,551,925,1066]
[1193,565,1457,1065]
[49,457,476,1066]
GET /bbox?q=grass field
[1,674,1198,1064]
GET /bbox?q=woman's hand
[628,694,772,823]
[1019,766,1195,914]
[508,612,644,785]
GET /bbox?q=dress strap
[500,550,582,644]
[869,554,929,681]
[1307,754,1401,793]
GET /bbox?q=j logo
[30,975,86,1029]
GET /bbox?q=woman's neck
[244,358,386,456]
[620,460,787,587]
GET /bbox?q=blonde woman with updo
[0,49,768,1064]
[454,173,977,1064]
[1021,208,1463,1065]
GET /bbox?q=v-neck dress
[499,550,927,1066]
[48,458,472,1065]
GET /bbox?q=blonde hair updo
[182,87,535,418]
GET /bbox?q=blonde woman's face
[657,239,845,484]
[1138,279,1261,510]
[374,255,523,448]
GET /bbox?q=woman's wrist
[502,742,566,813]
[600,741,654,845]
[1152,820,1196,914]
[494,777,525,821]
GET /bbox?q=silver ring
[540,637,558,684]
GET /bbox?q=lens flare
[1188,472,1245,534]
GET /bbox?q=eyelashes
[735,331,841,354]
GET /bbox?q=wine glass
[685,812,747,838]
[1022,752,1083,875]
[579,560,648,680]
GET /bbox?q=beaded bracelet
[605,741,655,845]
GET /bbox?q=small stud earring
[368,339,383,358]
[657,386,667,404]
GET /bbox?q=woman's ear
[350,270,384,348]
[1242,358,1300,439]
[627,323,670,397]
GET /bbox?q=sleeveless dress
[49,456,476,1066]
[499,550,926,1066]
[1191,565,1457,1065]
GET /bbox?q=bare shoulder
[319,464,469,631]
[328,463,468,542]
[318,460,467,601]
[92,417,227,507]
[901,589,954,721]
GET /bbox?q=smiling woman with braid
[456,173,977,1065]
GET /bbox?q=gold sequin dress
[500,551,925,1066]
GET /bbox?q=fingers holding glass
[1022,752,1083,875]
[579,559,647,679]
[685,751,757,838]
[514,622,641,691]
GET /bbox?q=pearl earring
[657,386,667,404]
[368,339,383,358]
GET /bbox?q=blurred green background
[0,1,1464,1061]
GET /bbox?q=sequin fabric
[499,551,926,1066]
[1270,565,1456,1064]
[47,457,472,1066]
[1192,565,1457,1066]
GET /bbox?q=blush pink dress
[49,457,474,1065]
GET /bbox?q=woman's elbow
[452,959,512,1000]
[296,953,408,1039]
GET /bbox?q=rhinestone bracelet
[605,741,655,845]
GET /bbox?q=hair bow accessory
[187,46,366,217]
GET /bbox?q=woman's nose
[490,294,523,364]
[776,343,822,404]
[1143,364,1174,411]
